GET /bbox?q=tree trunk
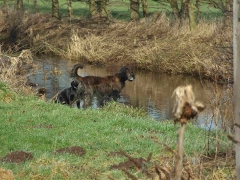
[52,0,59,19]
[168,0,180,20]
[89,0,97,18]
[67,0,72,18]
[3,0,7,9]
[195,0,200,21]
[33,0,39,13]
[130,0,140,20]
[141,0,148,17]
[96,0,108,18]
[188,1,196,30]
[180,0,189,19]
[233,0,240,179]
[101,0,109,18]
[17,0,23,11]
[223,0,233,27]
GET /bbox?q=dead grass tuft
[0,49,38,95]
[0,168,14,180]
[109,143,235,180]
[172,84,205,124]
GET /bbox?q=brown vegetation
[108,144,235,179]
[0,49,33,76]
[0,168,14,180]
[0,49,39,95]
[172,85,205,124]
[0,8,232,84]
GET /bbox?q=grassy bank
[0,82,235,179]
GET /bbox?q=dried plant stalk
[173,123,186,180]
[172,84,205,180]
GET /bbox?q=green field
[0,82,233,179]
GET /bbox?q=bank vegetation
[0,4,233,84]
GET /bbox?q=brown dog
[70,64,135,108]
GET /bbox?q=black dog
[56,81,79,106]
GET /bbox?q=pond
[29,57,233,130]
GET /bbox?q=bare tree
[168,0,180,19]
[89,0,97,18]
[180,0,190,19]
[88,0,109,19]
[67,0,72,18]
[188,1,197,30]
[52,0,59,19]
[33,0,39,13]
[130,0,140,20]
[3,0,7,8]
[203,0,233,27]
[160,0,198,29]
[96,0,109,18]
[141,0,148,17]
[17,0,24,11]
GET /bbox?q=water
[29,57,233,129]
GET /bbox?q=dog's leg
[82,93,92,108]
[76,100,80,108]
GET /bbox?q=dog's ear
[71,81,79,89]
[119,66,128,73]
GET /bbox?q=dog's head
[37,87,46,101]
[71,80,79,91]
[119,67,135,81]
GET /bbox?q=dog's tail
[70,63,84,77]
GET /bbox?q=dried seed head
[172,85,205,124]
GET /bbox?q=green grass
[0,82,232,179]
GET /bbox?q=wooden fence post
[233,0,240,179]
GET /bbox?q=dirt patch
[1,151,33,163]
[55,146,86,157]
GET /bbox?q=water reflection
[29,57,233,129]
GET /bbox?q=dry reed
[0,8,232,83]
[0,49,38,95]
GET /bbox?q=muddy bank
[0,9,233,84]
